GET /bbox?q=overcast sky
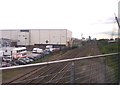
[0,0,119,39]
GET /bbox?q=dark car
[43,50,50,55]
[14,59,26,65]
[19,58,30,64]
[32,56,39,60]
[28,56,36,61]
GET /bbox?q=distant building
[0,38,17,47]
[0,29,72,47]
[72,38,82,46]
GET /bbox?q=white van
[2,47,27,59]
[46,45,53,49]
[12,47,27,59]
[32,48,38,53]
[32,48,43,54]
[37,49,43,54]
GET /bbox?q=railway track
[14,48,79,84]
[3,41,106,84]
[7,47,82,84]
[28,63,67,83]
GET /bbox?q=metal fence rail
[2,53,120,84]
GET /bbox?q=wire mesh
[2,53,119,84]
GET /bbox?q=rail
[2,53,120,84]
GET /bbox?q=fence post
[118,53,120,84]
[118,28,120,84]
[70,62,75,84]
[104,57,106,83]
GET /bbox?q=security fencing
[1,53,119,84]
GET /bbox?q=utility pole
[114,13,120,83]
[115,13,120,29]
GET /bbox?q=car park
[1,46,59,67]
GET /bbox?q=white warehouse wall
[49,29,66,45]
[30,29,71,45]
[17,31,30,45]
[39,29,50,44]
[30,30,39,45]
[0,29,72,46]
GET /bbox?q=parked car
[13,62,19,66]
[31,54,43,60]
[32,48,38,53]
[28,56,36,61]
[49,48,54,52]
[43,50,50,55]
[20,58,30,64]
[53,48,60,51]
[2,62,7,67]
[14,59,26,65]
[3,56,12,62]
[26,57,33,62]
[31,56,38,60]
[37,49,43,54]
[32,48,43,54]
[2,62,11,67]
[46,45,53,49]
[11,61,19,66]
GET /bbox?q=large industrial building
[0,29,72,47]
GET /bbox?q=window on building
[20,30,29,32]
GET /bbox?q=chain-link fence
[1,53,119,84]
